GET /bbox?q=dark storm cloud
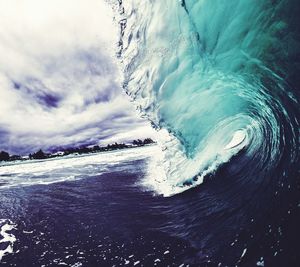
[10,78,61,108]
[38,93,61,108]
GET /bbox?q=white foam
[224,130,246,150]
[141,128,249,197]
[0,219,17,261]
[0,146,157,190]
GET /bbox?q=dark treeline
[0,138,155,162]
[0,151,22,162]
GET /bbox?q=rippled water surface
[0,146,299,266]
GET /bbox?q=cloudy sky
[0,0,156,155]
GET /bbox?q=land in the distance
[0,138,155,162]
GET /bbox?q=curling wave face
[112,0,300,196]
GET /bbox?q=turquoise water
[114,0,299,195]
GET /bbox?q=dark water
[0,148,299,267]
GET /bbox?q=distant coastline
[0,138,155,163]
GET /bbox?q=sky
[0,0,156,155]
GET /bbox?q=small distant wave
[0,147,156,190]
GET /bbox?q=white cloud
[0,0,156,154]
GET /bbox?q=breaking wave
[112,0,299,196]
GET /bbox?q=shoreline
[0,144,157,168]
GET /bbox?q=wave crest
[113,0,299,196]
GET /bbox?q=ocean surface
[0,145,299,266]
[0,1,299,266]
